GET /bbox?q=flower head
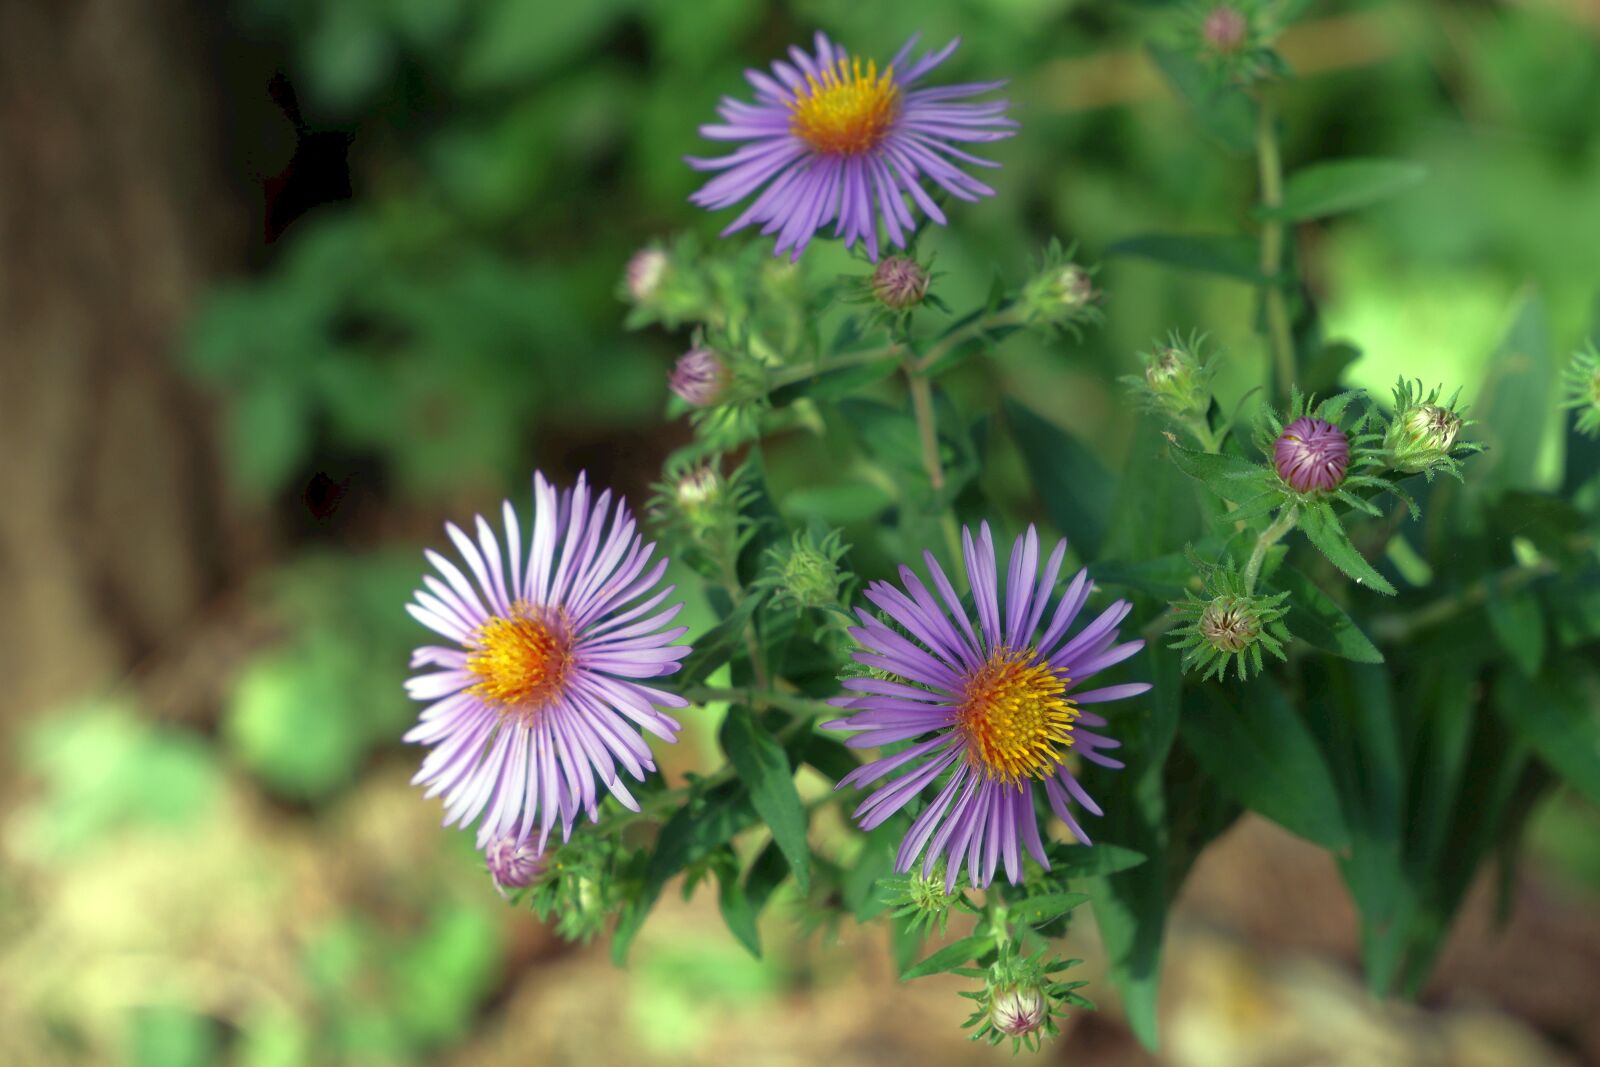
[1170,557,1291,682]
[1385,378,1478,479]
[826,523,1148,890]
[669,346,727,407]
[1124,331,1215,424]
[871,255,931,310]
[485,833,546,897]
[1202,6,1249,52]
[404,473,691,852]
[1273,416,1350,493]
[1019,240,1103,336]
[990,986,1048,1037]
[687,32,1017,262]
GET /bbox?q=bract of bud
[1561,343,1600,437]
[624,247,669,303]
[485,834,546,897]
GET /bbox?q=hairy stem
[1243,506,1299,595]
[1369,559,1560,642]
[1255,93,1296,403]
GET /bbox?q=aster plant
[391,13,1600,1060]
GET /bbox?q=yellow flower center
[789,56,899,155]
[957,648,1077,783]
[466,607,573,715]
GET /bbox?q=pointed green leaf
[1107,233,1265,283]
[716,864,762,958]
[1181,679,1350,850]
[1298,503,1397,596]
[1270,565,1384,663]
[1042,842,1148,879]
[1264,159,1426,221]
[720,707,811,892]
[1495,666,1600,804]
[1166,442,1272,501]
[1473,292,1554,491]
[1004,397,1114,556]
[901,933,993,980]
[676,597,760,687]
[1485,587,1546,675]
[1009,892,1091,926]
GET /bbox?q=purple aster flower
[825,523,1149,890]
[669,346,726,407]
[485,832,546,897]
[687,32,1017,262]
[1273,416,1350,493]
[404,472,691,851]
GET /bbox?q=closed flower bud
[624,247,669,303]
[871,255,931,310]
[764,530,849,612]
[674,464,723,515]
[1202,5,1249,53]
[990,986,1048,1038]
[669,346,727,407]
[1561,343,1600,438]
[1273,416,1350,493]
[1020,241,1103,335]
[485,834,546,897]
[1385,403,1461,473]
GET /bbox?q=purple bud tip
[486,834,546,894]
[991,987,1047,1037]
[669,347,725,407]
[1203,5,1249,52]
[1273,416,1350,493]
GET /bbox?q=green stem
[719,557,769,691]
[906,362,946,492]
[1369,559,1560,642]
[911,307,1020,374]
[1243,506,1298,595]
[770,344,899,387]
[682,685,840,720]
[1255,93,1295,403]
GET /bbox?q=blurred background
[2,0,1599,1064]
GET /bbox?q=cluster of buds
[1184,0,1290,87]
[759,528,852,616]
[960,942,1089,1052]
[1018,239,1103,337]
[1123,332,1216,431]
[1562,342,1600,438]
[1384,378,1479,479]
[1170,559,1291,681]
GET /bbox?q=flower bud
[669,346,727,407]
[1199,596,1258,653]
[990,986,1048,1038]
[764,530,849,612]
[1273,416,1350,493]
[1385,403,1461,473]
[1020,241,1102,334]
[870,255,931,310]
[624,247,668,303]
[1202,5,1249,53]
[1133,336,1213,419]
[485,834,545,897]
[674,464,723,515]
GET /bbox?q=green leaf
[1473,291,1554,491]
[1004,397,1114,556]
[1107,233,1265,283]
[1041,842,1148,879]
[1147,46,1254,153]
[1166,442,1270,502]
[1270,565,1384,663]
[720,708,811,893]
[1264,159,1427,221]
[1008,892,1091,925]
[901,933,993,980]
[716,864,762,958]
[1298,503,1397,596]
[1495,666,1600,804]
[1485,586,1546,675]
[1088,643,1183,1049]
[1181,679,1351,850]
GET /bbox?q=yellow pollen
[466,607,573,716]
[957,648,1077,784]
[789,56,899,155]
